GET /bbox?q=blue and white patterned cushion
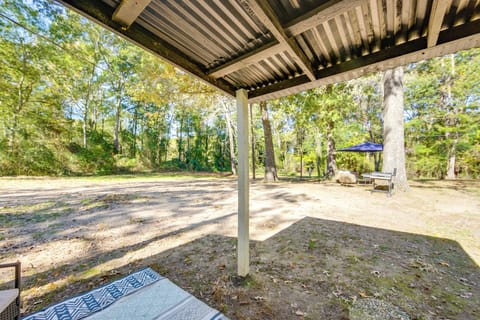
[23,268,228,320]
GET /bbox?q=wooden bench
[362,168,397,197]
[0,262,21,320]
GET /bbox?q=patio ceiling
[57,0,480,102]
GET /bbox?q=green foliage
[0,1,232,176]
[0,1,478,179]
[405,50,480,178]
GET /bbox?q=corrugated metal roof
[57,0,480,101]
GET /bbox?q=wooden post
[236,89,249,277]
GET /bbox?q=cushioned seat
[0,289,19,313]
[0,261,21,320]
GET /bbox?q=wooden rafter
[112,0,152,27]
[249,20,480,102]
[57,0,235,96]
[246,0,316,81]
[285,0,366,36]
[354,5,370,53]
[311,27,333,65]
[208,42,283,78]
[209,0,367,79]
[427,0,451,47]
[369,0,382,50]
[56,0,480,102]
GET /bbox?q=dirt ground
[1,175,479,319]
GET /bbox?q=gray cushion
[0,289,18,312]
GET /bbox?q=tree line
[0,1,479,179]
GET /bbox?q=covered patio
[55,0,480,277]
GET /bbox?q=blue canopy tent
[337,142,383,152]
[337,142,383,171]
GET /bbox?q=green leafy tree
[304,84,354,178]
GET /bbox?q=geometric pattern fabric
[23,268,228,320]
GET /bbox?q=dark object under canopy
[337,142,383,152]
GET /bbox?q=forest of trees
[1,1,479,179]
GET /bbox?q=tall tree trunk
[186,119,191,160]
[165,111,173,163]
[9,113,18,154]
[178,116,184,162]
[249,104,256,179]
[300,145,304,178]
[9,43,31,155]
[326,124,336,178]
[90,104,97,131]
[82,58,97,149]
[140,115,145,152]
[204,122,209,164]
[369,130,381,171]
[445,54,457,180]
[132,107,138,158]
[157,120,162,167]
[223,103,237,175]
[325,84,337,178]
[260,101,277,182]
[298,131,304,178]
[446,144,456,179]
[383,67,409,190]
[113,90,121,154]
[314,129,322,178]
[82,108,88,149]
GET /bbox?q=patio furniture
[362,168,397,197]
[23,267,229,320]
[357,176,372,185]
[0,261,21,320]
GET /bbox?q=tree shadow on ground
[412,179,480,191]
[15,217,480,320]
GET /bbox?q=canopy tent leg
[236,89,249,277]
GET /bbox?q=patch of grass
[231,274,263,290]
[30,228,59,240]
[81,267,101,278]
[81,200,109,211]
[71,172,226,182]
[0,201,73,227]
[345,254,362,264]
[80,194,149,213]
[0,201,55,215]
[49,222,66,229]
[33,232,45,240]
[378,244,390,251]
[33,211,63,223]
[308,239,317,250]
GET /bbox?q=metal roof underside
[57,0,480,102]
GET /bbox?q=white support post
[236,89,249,277]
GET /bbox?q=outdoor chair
[363,168,397,197]
[0,261,21,320]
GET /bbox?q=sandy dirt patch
[0,176,479,319]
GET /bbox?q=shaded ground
[0,175,479,319]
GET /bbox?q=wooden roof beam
[208,42,284,78]
[286,0,366,36]
[427,0,450,47]
[209,0,367,79]
[112,0,152,27]
[249,19,480,102]
[57,0,236,96]
[247,0,316,81]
